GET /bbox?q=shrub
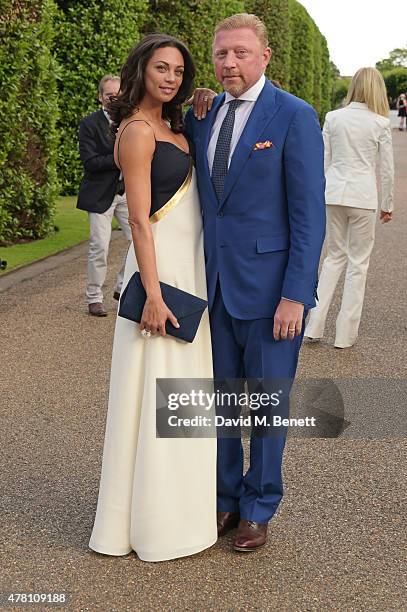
[249,1,333,121]
[320,36,333,120]
[311,25,322,116]
[288,0,314,105]
[54,0,148,194]
[381,67,407,100]
[247,0,291,88]
[332,76,351,109]
[1,0,334,243]
[0,0,59,244]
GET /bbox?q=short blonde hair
[214,13,269,49]
[345,67,389,117]
[98,74,120,96]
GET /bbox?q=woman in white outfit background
[305,67,394,348]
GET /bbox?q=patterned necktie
[211,99,244,201]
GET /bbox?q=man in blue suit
[185,13,326,552]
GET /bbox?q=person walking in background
[77,75,132,317]
[305,67,394,348]
[397,93,406,130]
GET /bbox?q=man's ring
[288,327,295,332]
[141,329,151,338]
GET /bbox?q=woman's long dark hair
[108,33,195,134]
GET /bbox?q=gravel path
[0,131,406,611]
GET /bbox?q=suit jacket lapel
[97,109,112,144]
[220,80,281,208]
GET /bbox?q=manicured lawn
[0,196,118,274]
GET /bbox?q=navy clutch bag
[118,271,208,343]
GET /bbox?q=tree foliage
[376,46,407,72]
[331,76,350,109]
[375,46,407,101]
[382,68,407,100]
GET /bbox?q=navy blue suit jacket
[185,79,326,319]
[77,110,120,214]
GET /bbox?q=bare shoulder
[115,118,155,168]
[118,118,155,150]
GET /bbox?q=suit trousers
[305,204,376,347]
[210,281,305,524]
[86,194,132,304]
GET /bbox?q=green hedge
[311,25,322,116]
[1,1,333,243]
[288,0,314,105]
[54,0,148,194]
[332,76,351,109]
[0,0,59,245]
[248,1,332,121]
[320,36,333,118]
[246,0,291,88]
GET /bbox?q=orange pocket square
[253,140,274,150]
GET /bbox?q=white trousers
[305,204,376,347]
[86,194,132,304]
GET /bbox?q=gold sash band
[149,159,194,224]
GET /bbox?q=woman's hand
[140,294,180,337]
[186,88,217,120]
[380,211,393,223]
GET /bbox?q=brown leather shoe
[233,520,268,552]
[88,302,107,317]
[113,291,121,301]
[217,511,240,537]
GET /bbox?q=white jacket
[323,102,394,212]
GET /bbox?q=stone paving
[0,131,406,611]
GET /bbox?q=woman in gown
[88,34,217,562]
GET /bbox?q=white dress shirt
[103,108,113,124]
[323,102,394,212]
[207,74,266,174]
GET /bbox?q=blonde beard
[222,77,246,98]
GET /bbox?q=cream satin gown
[89,144,217,562]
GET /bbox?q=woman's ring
[203,96,209,101]
[141,329,151,338]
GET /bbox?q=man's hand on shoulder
[186,88,217,120]
[273,298,304,341]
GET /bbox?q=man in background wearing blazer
[186,13,326,553]
[77,75,131,317]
